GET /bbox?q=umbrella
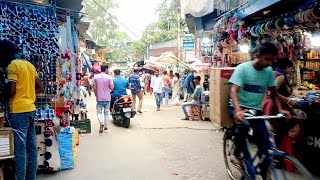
[153,52,191,69]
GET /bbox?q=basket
[70,119,91,134]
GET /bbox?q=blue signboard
[183,34,195,51]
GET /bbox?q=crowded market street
[38,94,227,180]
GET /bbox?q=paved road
[38,94,228,180]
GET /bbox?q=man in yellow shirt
[0,40,44,180]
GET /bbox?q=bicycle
[223,113,315,180]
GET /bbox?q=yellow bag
[71,128,79,167]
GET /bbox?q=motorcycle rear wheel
[123,117,130,128]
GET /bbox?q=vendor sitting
[262,58,299,147]
[181,76,202,120]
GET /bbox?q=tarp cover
[153,52,191,69]
[181,0,214,17]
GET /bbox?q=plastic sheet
[181,0,214,17]
[58,127,74,170]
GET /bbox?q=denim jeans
[231,108,271,179]
[164,85,170,105]
[9,111,37,180]
[154,93,163,108]
[96,101,110,128]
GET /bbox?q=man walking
[162,71,172,106]
[129,69,143,113]
[151,70,164,111]
[83,73,91,97]
[0,40,44,180]
[94,63,114,133]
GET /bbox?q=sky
[113,0,162,40]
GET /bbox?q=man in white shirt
[150,70,164,111]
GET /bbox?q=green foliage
[129,40,146,60]
[129,0,185,59]
[82,0,131,62]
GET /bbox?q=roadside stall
[205,0,320,175]
[0,0,87,178]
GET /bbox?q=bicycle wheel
[223,129,245,180]
[264,154,314,180]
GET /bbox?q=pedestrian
[0,40,44,180]
[181,76,202,120]
[162,71,171,106]
[93,63,114,133]
[129,68,143,113]
[182,69,195,102]
[151,70,164,111]
[172,73,183,105]
[83,72,92,97]
[139,72,146,95]
[79,81,88,109]
[169,70,175,80]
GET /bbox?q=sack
[71,128,78,166]
[58,127,74,170]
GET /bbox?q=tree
[129,40,146,61]
[82,0,131,62]
[129,0,184,59]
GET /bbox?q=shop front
[0,0,90,179]
[182,0,320,176]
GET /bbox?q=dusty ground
[38,94,229,180]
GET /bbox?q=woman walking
[172,73,182,105]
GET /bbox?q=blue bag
[58,127,74,170]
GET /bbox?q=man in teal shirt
[229,42,291,179]
[181,76,202,120]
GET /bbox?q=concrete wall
[150,39,178,57]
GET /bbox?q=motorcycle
[111,95,136,128]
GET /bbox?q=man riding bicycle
[229,42,291,179]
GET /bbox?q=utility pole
[177,0,182,61]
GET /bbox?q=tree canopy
[82,0,130,62]
[130,0,186,60]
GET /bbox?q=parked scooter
[111,95,136,128]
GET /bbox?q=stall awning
[153,52,191,69]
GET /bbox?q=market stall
[204,0,320,175]
[0,0,88,178]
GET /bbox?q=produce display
[299,81,319,91]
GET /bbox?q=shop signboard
[183,34,195,51]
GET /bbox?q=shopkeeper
[262,58,299,147]
[0,40,44,180]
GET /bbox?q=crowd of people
[79,64,208,131]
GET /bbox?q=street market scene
[0,0,320,180]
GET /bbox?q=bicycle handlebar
[244,113,286,120]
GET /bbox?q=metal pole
[177,5,182,61]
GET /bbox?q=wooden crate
[209,68,235,128]
[0,128,14,159]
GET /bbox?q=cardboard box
[0,128,14,158]
[209,68,235,128]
